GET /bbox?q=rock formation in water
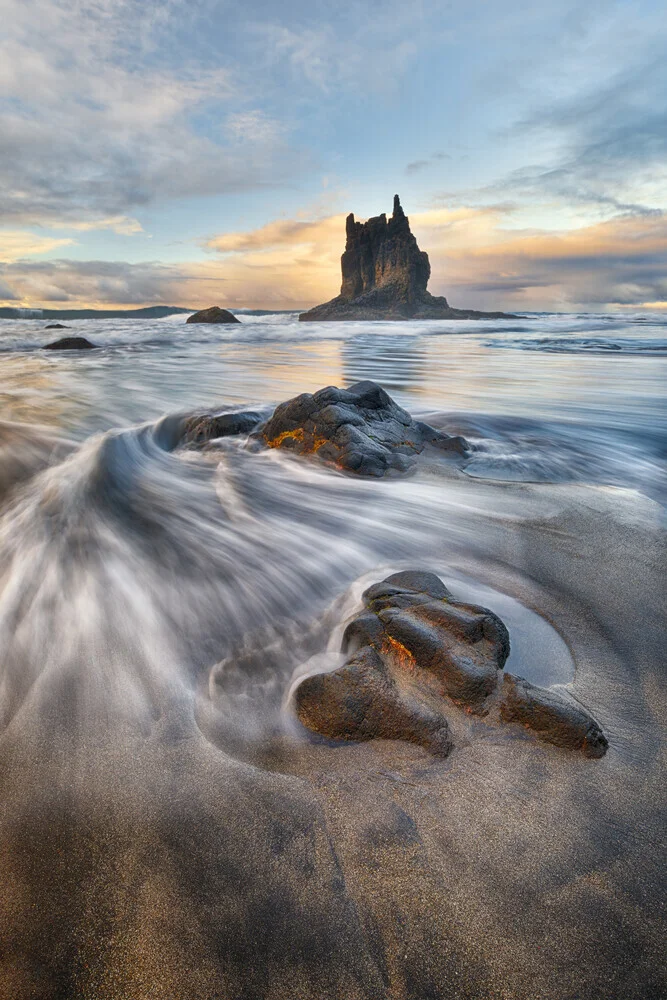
[182,409,264,445]
[186,306,240,324]
[299,195,517,321]
[294,570,608,758]
[255,380,468,476]
[42,336,97,350]
[44,323,70,329]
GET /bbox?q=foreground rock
[186,306,240,324]
[300,195,517,321]
[255,380,468,476]
[294,570,608,758]
[500,672,609,756]
[42,336,97,350]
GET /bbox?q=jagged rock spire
[337,195,429,303]
[299,196,516,321]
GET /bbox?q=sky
[1,0,666,312]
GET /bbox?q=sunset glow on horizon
[1,0,666,313]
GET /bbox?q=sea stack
[300,194,516,321]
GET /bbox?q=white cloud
[0,0,297,228]
[59,216,144,235]
[0,230,76,263]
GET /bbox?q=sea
[0,310,665,729]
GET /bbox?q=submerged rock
[44,323,70,329]
[186,306,240,324]
[42,336,97,350]
[300,195,517,321]
[256,380,468,476]
[293,570,608,758]
[181,410,264,445]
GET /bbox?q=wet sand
[0,470,664,999]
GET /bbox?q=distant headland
[0,306,191,321]
[0,306,300,321]
[300,195,517,321]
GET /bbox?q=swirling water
[0,310,665,753]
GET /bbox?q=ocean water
[3,310,666,483]
[0,310,665,742]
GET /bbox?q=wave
[487,335,667,355]
[1,406,599,746]
[2,310,667,354]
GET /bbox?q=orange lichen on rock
[384,635,416,672]
[265,427,305,448]
[308,430,331,454]
[264,425,335,459]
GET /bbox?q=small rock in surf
[186,306,240,324]
[42,337,97,350]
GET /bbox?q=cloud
[0,279,19,301]
[2,204,657,311]
[0,230,76,262]
[406,161,430,176]
[415,209,667,310]
[0,259,189,306]
[63,217,145,235]
[205,215,345,254]
[0,0,300,229]
[0,254,323,310]
[436,6,667,221]
[406,153,451,175]
[246,5,428,96]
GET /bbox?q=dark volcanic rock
[44,323,70,329]
[186,306,240,324]
[500,673,609,758]
[300,194,517,321]
[295,646,453,757]
[256,380,468,476]
[42,336,97,350]
[294,570,607,758]
[182,410,263,445]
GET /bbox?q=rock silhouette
[186,306,240,324]
[294,571,608,758]
[256,380,468,476]
[300,195,517,321]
